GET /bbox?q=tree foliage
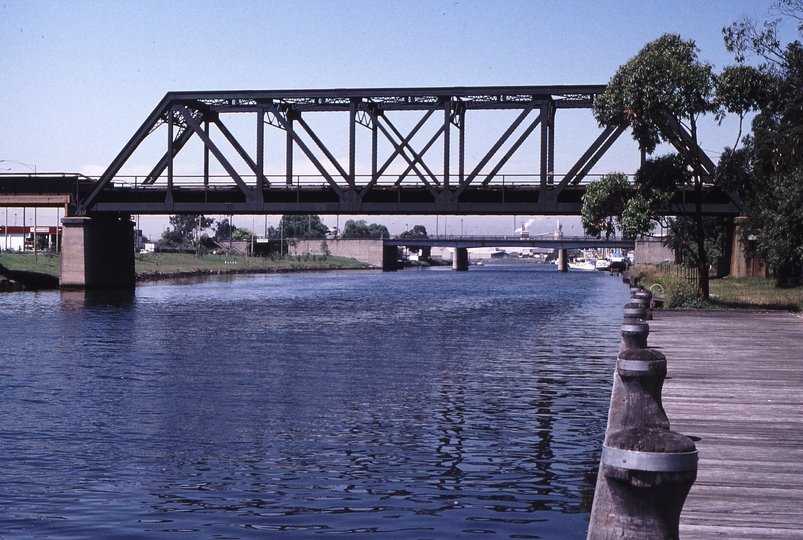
[267,215,328,239]
[593,33,716,155]
[722,1,802,68]
[591,33,723,298]
[582,156,691,240]
[341,219,390,239]
[581,172,632,239]
[161,215,214,247]
[232,227,255,240]
[719,1,803,286]
[214,218,235,241]
[399,225,428,239]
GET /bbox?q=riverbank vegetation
[583,2,803,297]
[0,252,61,277]
[633,264,803,311]
[134,251,366,280]
[0,251,368,288]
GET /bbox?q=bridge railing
[396,234,573,240]
[104,173,613,191]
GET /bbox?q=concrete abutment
[60,216,135,289]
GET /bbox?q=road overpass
[384,234,634,250]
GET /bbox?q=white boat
[595,259,611,271]
[609,252,627,271]
[569,261,595,271]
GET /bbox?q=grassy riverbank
[0,251,369,287]
[0,252,61,277]
[633,264,803,311]
[134,251,367,280]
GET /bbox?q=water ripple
[0,265,629,538]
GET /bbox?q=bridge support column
[382,244,400,271]
[556,248,568,272]
[60,216,135,289]
[729,216,765,278]
[452,247,469,271]
[420,246,431,263]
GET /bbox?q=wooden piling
[601,427,698,539]
[587,291,698,539]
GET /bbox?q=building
[0,225,62,252]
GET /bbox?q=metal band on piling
[617,348,666,377]
[617,358,667,375]
[620,322,649,335]
[601,445,698,472]
[623,303,648,320]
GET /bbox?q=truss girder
[176,107,254,202]
[75,85,741,217]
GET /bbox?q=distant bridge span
[385,235,635,250]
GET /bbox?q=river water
[0,264,629,539]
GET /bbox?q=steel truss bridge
[1,85,742,217]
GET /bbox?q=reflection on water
[0,265,629,538]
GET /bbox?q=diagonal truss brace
[264,104,346,198]
[453,100,539,198]
[553,123,628,192]
[176,107,257,203]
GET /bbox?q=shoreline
[0,252,375,291]
[135,263,375,282]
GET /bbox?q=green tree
[581,172,633,239]
[267,215,328,240]
[232,227,255,240]
[160,214,214,247]
[400,225,428,239]
[592,33,720,298]
[719,2,803,286]
[214,218,235,241]
[341,219,390,239]
[582,156,692,240]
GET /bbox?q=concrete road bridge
[0,85,741,287]
[383,234,635,271]
[384,234,634,250]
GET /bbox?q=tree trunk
[694,178,710,299]
[690,119,709,300]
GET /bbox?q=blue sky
[0,0,780,237]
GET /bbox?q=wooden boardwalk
[647,310,803,539]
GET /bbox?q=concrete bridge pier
[556,248,568,272]
[382,245,400,271]
[420,246,431,263]
[452,247,469,271]
[60,215,135,289]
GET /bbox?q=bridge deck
[647,310,803,539]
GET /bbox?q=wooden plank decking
[647,310,803,539]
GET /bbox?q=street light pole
[0,160,36,174]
